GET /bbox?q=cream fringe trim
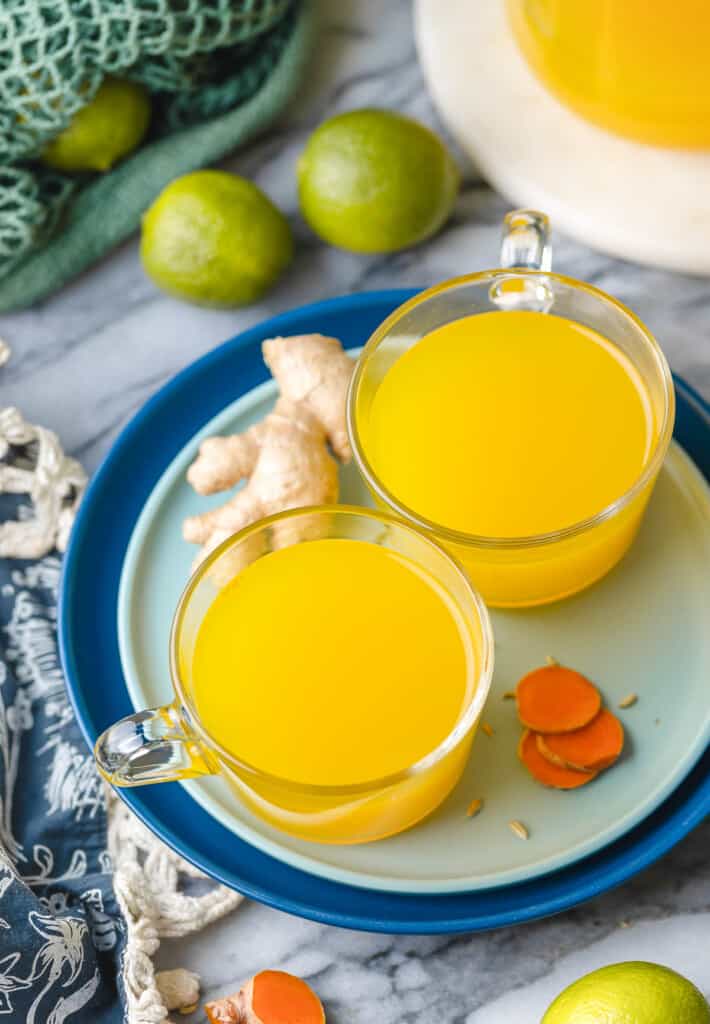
[1,344,243,1022]
[109,796,242,1022]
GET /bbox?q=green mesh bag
[0,0,314,309]
[0,168,75,272]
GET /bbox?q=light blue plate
[117,365,710,894]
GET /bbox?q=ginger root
[155,968,200,1014]
[205,970,325,1024]
[262,334,353,461]
[183,334,353,567]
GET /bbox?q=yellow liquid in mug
[190,538,475,841]
[364,311,657,606]
[508,0,710,148]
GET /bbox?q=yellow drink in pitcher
[189,536,478,842]
[362,311,658,606]
[507,0,710,148]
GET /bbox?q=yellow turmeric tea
[367,311,653,536]
[507,0,710,148]
[363,311,656,604]
[191,538,473,789]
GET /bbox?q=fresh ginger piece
[263,334,353,461]
[205,970,325,1024]
[184,334,353,567]
[516,664,601,734]
[518,730,597,790]
[537,707,624,772]
[187,425,266,496]
[184,398,338,568]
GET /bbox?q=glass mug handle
[500,209,552,270]
[94,701,215,786]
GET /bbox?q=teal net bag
[0,0,314,310]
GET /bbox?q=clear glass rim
[169,504,495,797]
[347,270,676,550]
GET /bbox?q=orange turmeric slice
[537,708,624,772]
[518,729,597,790]
[516,664,601,734]
[205,970,325,1024]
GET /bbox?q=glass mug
[507,0,710,149]
[95,506,494,845]
[347,210,675,609]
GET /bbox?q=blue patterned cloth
[0,497,125,1022]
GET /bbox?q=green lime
[42,77,151,173]
[543,962,710,1024]
[140,170,293,307]
[297,108,459,253]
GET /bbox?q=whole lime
[297,108,459,253]
[141,170,293,307]
[543,962,710,1024]
[42,77,151,173]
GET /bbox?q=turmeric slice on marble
[518,730,597,790]
[537,707,624,772]
[205,970,325,1024]
[516,664,601,734]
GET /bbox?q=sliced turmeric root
[518,729,598,790]
[516,664,601,734]
[537,707,624,772]
[205,970,325,1024]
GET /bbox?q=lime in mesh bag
[0,0,314,311]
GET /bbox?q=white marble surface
[2,1,709,1020]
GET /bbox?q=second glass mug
[95,506,494,844]
[348,210,675,608]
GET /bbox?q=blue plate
[60,290,710,933]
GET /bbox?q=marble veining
[2,1,709,1019]
[161,819,710,1022]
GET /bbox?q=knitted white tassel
[0,405,86,559]
[0,357,244,1022]
[108,794,243,1023]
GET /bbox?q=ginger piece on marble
[155,967,200,1014]
[183,334,353,569]
[205,970,325,1024]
